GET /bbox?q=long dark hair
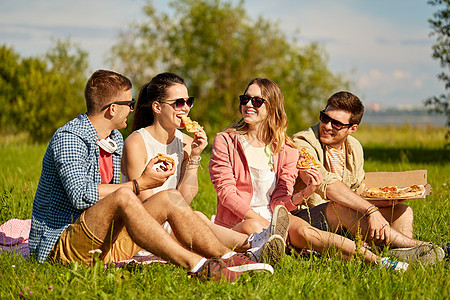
[132,72,185,131]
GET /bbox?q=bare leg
[140,189,231,258]
[194,211,252,252]
[83,188,228,269]
[233,219,268,236]
[288,215,379,263]
[326,202,425,248]
[379,204,414,238]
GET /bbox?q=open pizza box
[356,170,432,200]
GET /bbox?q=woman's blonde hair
[226,78,296,154]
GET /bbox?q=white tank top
[135,128,184,192]
[241,135,276,221]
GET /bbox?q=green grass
[1,126,449,299]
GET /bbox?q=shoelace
[203,258,226,278]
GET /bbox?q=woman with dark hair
[121,73,287,265]
[122,72,205,204]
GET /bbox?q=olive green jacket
[292,123,365,207]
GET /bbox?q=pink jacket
[209,131,299,228]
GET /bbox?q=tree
[0,39,89,142]
[426,0,449,138]
[109,0,348,137]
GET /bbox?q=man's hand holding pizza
[138,156,176,190]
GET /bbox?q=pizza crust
[363,185,425,199]
[181,116,202,133]
[156,153,175,167]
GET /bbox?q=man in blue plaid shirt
[28,70,273,281]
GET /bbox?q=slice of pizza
[363,186,399,198]
[181,116,202,133]
[398,185,426,198]
[296,148,319,169]
[156,153,175,167]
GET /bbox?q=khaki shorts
[49,211,141,265]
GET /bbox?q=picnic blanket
[0,218,166,267]
[0,218,31,258]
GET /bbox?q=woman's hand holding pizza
[190,126,208,158]
[300,167,323,196]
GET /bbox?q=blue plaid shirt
[29,113,123,263]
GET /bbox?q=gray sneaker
[388,244,445,265]
[247,234,285,265]
[270,205,290,240]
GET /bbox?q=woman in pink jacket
[209,78,408,271]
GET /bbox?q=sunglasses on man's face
[319,110,353,130]
[101,99,136,111]
[159,97,194,110]
[239,94,266,108]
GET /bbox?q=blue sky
[0,0,446,108]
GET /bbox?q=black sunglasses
[101,99,136,111]
[239,95,266,108]
[159,97,194,110]
[319,110,354,130]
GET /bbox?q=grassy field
[0,126,449,299]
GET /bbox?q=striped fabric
[29,113,123,263]
[325,146,345,180]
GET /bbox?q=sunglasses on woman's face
[319,110,353,130]
[159,97,194,110]
[239,94,266,108]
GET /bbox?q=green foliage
[0,40,89,142]
[0,126,449,299]
[426,0,450,134]
[109,0,348,138]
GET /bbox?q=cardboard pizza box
[356,170,432,200]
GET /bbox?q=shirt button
[96,169,100,173]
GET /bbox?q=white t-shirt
[241,135,276,221]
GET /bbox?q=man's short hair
[85,70,132,114]
[326,91,364,125]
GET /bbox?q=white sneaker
[270,205,290,240]
[247,234,285,265]
[379,257,409,272]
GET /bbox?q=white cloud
[0,0,445,106]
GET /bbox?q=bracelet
[365,205,375,215]
[186,164,200,170]
[188,155,202,165]
[366,208,379,217]
[132,179,140,196]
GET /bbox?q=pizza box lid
[356,170,432,200]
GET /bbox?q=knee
[156,189,188,207]
[194,211,210,223]
[395,203,414,220]
[112,187,142,208]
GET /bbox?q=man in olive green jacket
[291,91,445,264]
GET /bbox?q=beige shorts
[49,211,141,265]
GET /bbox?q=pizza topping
[296,148,319,169]
[181,116,202,133]
[363,185,425,199]
[155,153,175,167]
